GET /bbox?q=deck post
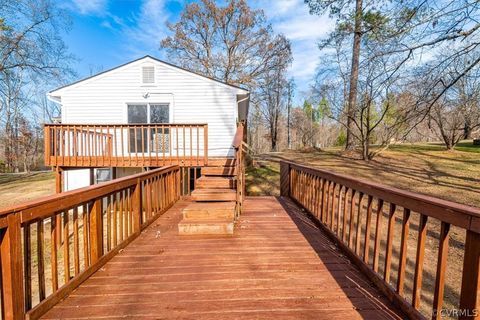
[1,213,25,320]
[89,198,103,263]
[204,124,208,166]
[44,125,51,166]
[55,167,63,245]
[459,230,480,320]
[132,178,143,232]
[89,168,95,185]
[280,161,291,197]
[55,167,63,193]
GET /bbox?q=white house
[47,55,249,191]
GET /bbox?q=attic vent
[142,66,155,84]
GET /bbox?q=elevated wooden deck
[44,123,210,168]
[2,158,480,319]
[42,197,404,319]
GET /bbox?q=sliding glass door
[128,103,170,153]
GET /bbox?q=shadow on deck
[42,197,404,319]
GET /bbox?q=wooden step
[178,219,234,235]
[191,189,236,201]
[206,158,236,167]
[182,202,235,220]
[196,176,236,189]
[202,166,236,176]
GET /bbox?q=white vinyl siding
[54,57,246,191]
[56,57,242,157]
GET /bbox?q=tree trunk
[345,0,363,150]
[362,141,369,160]
[463,120,472,139]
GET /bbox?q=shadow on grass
[245,163,280,196]
[0,171,54,185]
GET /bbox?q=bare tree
[427,54,480,149]
[286,79,295,149]
[0,0,73,171]
[256,52,292,151]
[0,0,73,78]
[305,0,404,150]
[161,0,291,88]
[291,107,315,148]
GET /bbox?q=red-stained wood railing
[44,124,208,167]
[232,123,245,218]
[0,165,181,319]
[280,161,480,320]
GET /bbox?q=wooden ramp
[42,197,404,319]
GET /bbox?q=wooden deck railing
[233,123,245,218]
[44,124,208,167]
[281,161,480,320]
[0,165,180,319]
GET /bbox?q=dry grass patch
[0,171,55,209]
[261,141,480,208]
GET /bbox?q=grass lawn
[0,171,55,209]
[248,140,480,208]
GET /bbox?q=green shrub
[335,130,347,147]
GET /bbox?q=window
[95,168,111,184]
[150,104,169,123]
[142,66,155,84]
[127,104,169,123]
[127,104,148,123]
[127,103,170,153]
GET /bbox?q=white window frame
[124,96,174,124]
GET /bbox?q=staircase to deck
[178,158,237,235]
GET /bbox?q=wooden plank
[432,221,450,318]
[1,213,25,319]
[321,179,328,223]
[372,199,384,272]
[459,230,480,320]
[89,198,103,264]
[355,192,364,255]
[82,204,89,268]
[51,215,58,291]
[384,203,396,283]
[37,220,46,302]
[363,195,373,264]
[397,208,411,296]
[412,214,428,309]
[24,223,32,310]
[348,190,356,249]
[342,187,349,243]
[73,208,80,275]
[63,211,70,284]
[44,126,51,166]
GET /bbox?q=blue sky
[62,0,333,102]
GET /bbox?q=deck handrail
[44,123,209,167]
[280,161,480,320]
[0,165,181,319]
[233,123,245,218]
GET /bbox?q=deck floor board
[42,196,405,319]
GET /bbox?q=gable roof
[49,55,249,95]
